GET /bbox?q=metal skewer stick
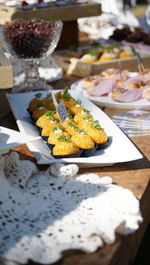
[46,83,53,96]
[130,45,145,73]
[136,52,145,73]
[118,60,126,89]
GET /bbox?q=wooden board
[57,20,79,50]
[53,52,150,77]
[0,49,13,89]
[0,2,101,24]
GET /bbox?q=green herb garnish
[58,134,71,142]
[83,115,92,121]
[68,45,78,52]
[68,113,74,119]
[104,43,120,52]
[67,122,77,128]
[91,121,101,129]
[88,50,97,56]
[35,93,42,98]
[46,93,52,99]
[74,99,82,106]
[91,41,103,48]
[49,116,55,122]
[52,125,64,132]
[63,86,70,94]
[62,86,71,100]
[56,98,61,103]
[63,94,71,100]
[83,108,90,114]
[76,128,85,134]
[36,102,44,109]
[129,45,137,56]
[45,111,56,117]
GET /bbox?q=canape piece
[98,52,117,62]
[69,99,83,115]
[45,110,60,121]
[61,115,75,127]
[28,93,43,113]
[65,45,80,58]
[62,120,78,136]
[32,103,48,121]
[47,125,70,146]
[81,75,99,91]
[71,128,94,148]
[36,110,59,129]
[119,47,134,59]
[111,88,124,100]
[85,121,108,145]
[77,113,95,131]
[61,86,76,109]
[52,134,80,157]
[74,108,94,124]
[54,91,62,103]
[98,43,120,62]
[42,94,56,110]
[100,68,118,78]
[80,52,97,63]
[71,129,97,157]
[41,118,59,138]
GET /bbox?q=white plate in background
[71,73,150,110]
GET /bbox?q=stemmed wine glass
[0,19,63,92]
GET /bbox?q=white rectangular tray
[0,126,41,154]
[7,90,143,168]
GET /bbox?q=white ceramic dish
[6,90,143,167]
[0,126,41,154]
[71,73,150,110]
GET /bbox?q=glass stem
[25,59,40,84]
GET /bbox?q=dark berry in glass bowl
[4,19,63,59]
[0,19,62,92]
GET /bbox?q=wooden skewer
[137,56,145,73]
[138,63,142,73]
[51,91,58,108]
[118,61,124,83]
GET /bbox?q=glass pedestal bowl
[0,19,63,92]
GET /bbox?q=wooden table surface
[0,77,150,265]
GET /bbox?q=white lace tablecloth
[0,152,142,264]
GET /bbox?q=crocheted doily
[0,152,142,264]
